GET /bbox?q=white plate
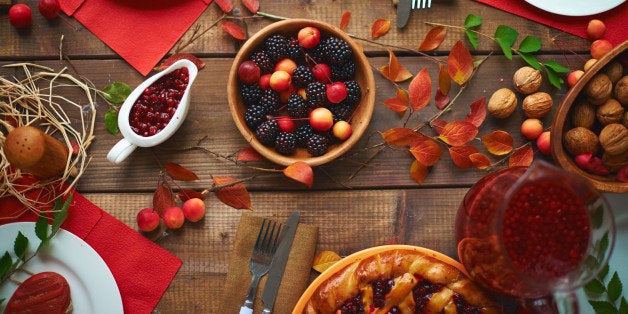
[524,0,625,16]
[0,222,123,313]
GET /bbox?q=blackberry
[292,65,313,89]
[249,50,274,73]
[274,132,297,155]
[329,102,352,122]
[305,81,327,108]
[259,89,280,113]
[344,80,361,106]
[306,134,329,156]
[287,94,309,118]
[263,34,288,61]
[241,83,261,106]
[306,44,327,64]
[255,119,279,146]
[331,61,356,82]
[322,36,351,65]
[244,104,268,129]
[295,124,315,147]
[286,37,304,62]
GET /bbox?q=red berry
[276,116,297,132]
[162,206,185,229]
[536,131,551,155]
[38,0,61,19]
[9,4,32,29]
[182,198,206,222]
[238,61,261,84]
[326,82,348,104]
[309,107,334,131]
[136,208,160,232]
[298,26,321,49]
[311,64,331,83]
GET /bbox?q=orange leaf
[237,146,263,161]
[409,136,442,166]
[466,97,486,127]
[438,121,478,147]
[312,251,341,273]
[177,189,206,202]
[153,182,175,215]
[380,65,413,83]
[408,68,432,111]
[447,41,474,85]
[221,21,246,40]
[215,0,233,13]
[386,50,399,82]
[339,11,351,30]
[410,160,428,185]
[482,130,514,156]
[431,119,447,134]
[383,88,408,116]
[419,26,446,51]
[438,63,451,96]
[381,128,423,146]
[156,53,205,71]
[509,145,534,167]
[469,153,491,169]
[283,161,314,188]
[449,145,479,169]
[213,177,252,210]
[371,18,390,38]
[165,162,199,181]
[242,0,259,14]
[435,89,450,110]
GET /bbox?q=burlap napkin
[222,212,318,313]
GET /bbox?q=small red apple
[276,116,297,133]
[274,58,297,75]
[520,118,543,140]
[9,4,32,28]
[311,63,331,83]
[136,208,160,232]
[333,120,352,140]
[326,82,348,104]
[238,61,261,84]
[590,39,613,59]
[298,26,321,49]
[586,19,606,40]
[309,107,334,131]
[182,198,206,222]
[258,74,272,90]
[567,70,584,87]
[269,70,292,92]
[162,206,185,229]
[38,0,61,19]
[536,131,551,155]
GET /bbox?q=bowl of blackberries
[228,19,375,166]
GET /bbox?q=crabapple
[567,70,584,87]
[38,0,61,19]
[583,59,597,71]
[326,82,348,104]
[269,70,291,92]
[258,74,272,90]
[309,107,334,131]
[590,39,613,59]
[238,61,261,84]
[536,131,551,155]
[276,116,297,132]
[520,118,543,140]
[162,206,185,229]
[311,64,331,83]
[333,120,352,140]
[298,26,321,49]
[274,58,297,75]
[182,198,206,222]
[136,208,160,232]
[586,19,606,40]
[9,4,32,29]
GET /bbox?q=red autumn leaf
[242,0,259,14]
[381,128,423,146]
[371,18,390,38]
[339,11,351,30]
[215,0,233,12]
[419,26,446,51]
[221,21,246,40]
[438,63,451,96]
[408,68,432,111]
[482,130,514,156]
[449,145,479,169]
[156,53,205,71]
[447,41,474,85]
[383,88,408,116]
[410,160,428,185]
[466,97,486,127]
[177,189,206,202]
[509,145,534,167]
[469,153,491,169]
[213,176,252,210]
[165,162,200,181]
[237,146,263,161]
[409,136,442,166]
[435,88,450,110]
[283,161,314,188]
[153,182,176,215]
[438,121,478,147]
[380,65,413,83]
[431,119,447,134]
[386,50,399,82]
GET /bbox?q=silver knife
[397,0,411,28]
[261,210,300,314]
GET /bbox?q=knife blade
[261,211,300,314]
[396,0,411,28]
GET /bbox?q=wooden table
[1,1,625,313]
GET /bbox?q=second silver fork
[412,0,432,9]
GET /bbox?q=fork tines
[412,0,432,9]
[255,219,282,256]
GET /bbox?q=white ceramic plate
[0,222,123,313]
[524,0,625,16]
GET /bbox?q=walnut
[614,75,628,105]
[564,127,599,155]
[488,88,517,118]
[521,92,553,118]
[571,100,596,129]
[584,73,613,105]
[603,61,623,84]
[624,111,628,128]
[596,98,624,125]
[602,152,628,172]
[513,66,542,95]
[599,123,628,156]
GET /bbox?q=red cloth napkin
[0,192,182,314]
[475,0,627,46]
[58,0,213,76]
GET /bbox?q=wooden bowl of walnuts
[551,40,628,193]
[227,19,375,166]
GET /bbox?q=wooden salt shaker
[3,126,69,179]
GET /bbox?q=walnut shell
[571,100,596,129]
[599,123,628,156]
[602,152,628,172]
[488,88,517,119]
[596,98,624,125]
[564,127,599,155]
[623,111,628,128]
[604,61,623,84]
[614,75,628,106]
[521,92,553,118]
[513,66,542,95]
[584,73,613,105]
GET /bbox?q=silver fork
[412,0,432,9]
[239,219,282,314]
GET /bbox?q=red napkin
[475,0,627,46]
[58,0,213,76]
[0,192,182,314]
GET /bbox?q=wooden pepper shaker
[3,126,69,179]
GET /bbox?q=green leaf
[105,108,120,135]
[545,66,564,89]
[599,232,610,260]
[51,193,72,237]
[586,278,607,294]
[518,36,542,53]
[464,14,482,28]
[494,25,518,59]
[465,30,479,49]
[589,300,617,314]
[35,215,49,241]
[607,272,622,302]
[592,203,605,228]
[102,82,131,104]
[599,264,610,281]
[14,232,28,262]
[0,251,12,280]
[519,52,541,70]
[544,60,570,73]
[619,297,628,314]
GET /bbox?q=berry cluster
[136,198,206,232]
[238,26,362,157]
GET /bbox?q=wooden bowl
[228,19,375,166]
[551,40,628,193]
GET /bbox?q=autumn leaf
[242,0,259,14]
[482,130,514,155]
[469,153,491,169]
[419,26,446,51]
[312,251,341,273]
[153,182,176,215]
[409,136,442,166]
[383,88,408,116]
[371,18,390,38]
[165,162,200,181]
[237,146,263,161]
[438,121,478,147]
[431,119,447,134]
[380,65,413,82]
[177,189,206,202]
[213,177,252,210]
[283,161,314,188]
[339,11,351,30]
[435,89,450,110]
[509,145,534,167]
[381,128,423,146]
[221,21,246,40]
[408,68,432,111]
[447,41,474,85]
[449,145,479,169]
[380,50,399,82]
[215,0,233,13]
[155,53,205,71]
[466,97,486,127]
[410,160,428,185]
[438,63,451,96]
